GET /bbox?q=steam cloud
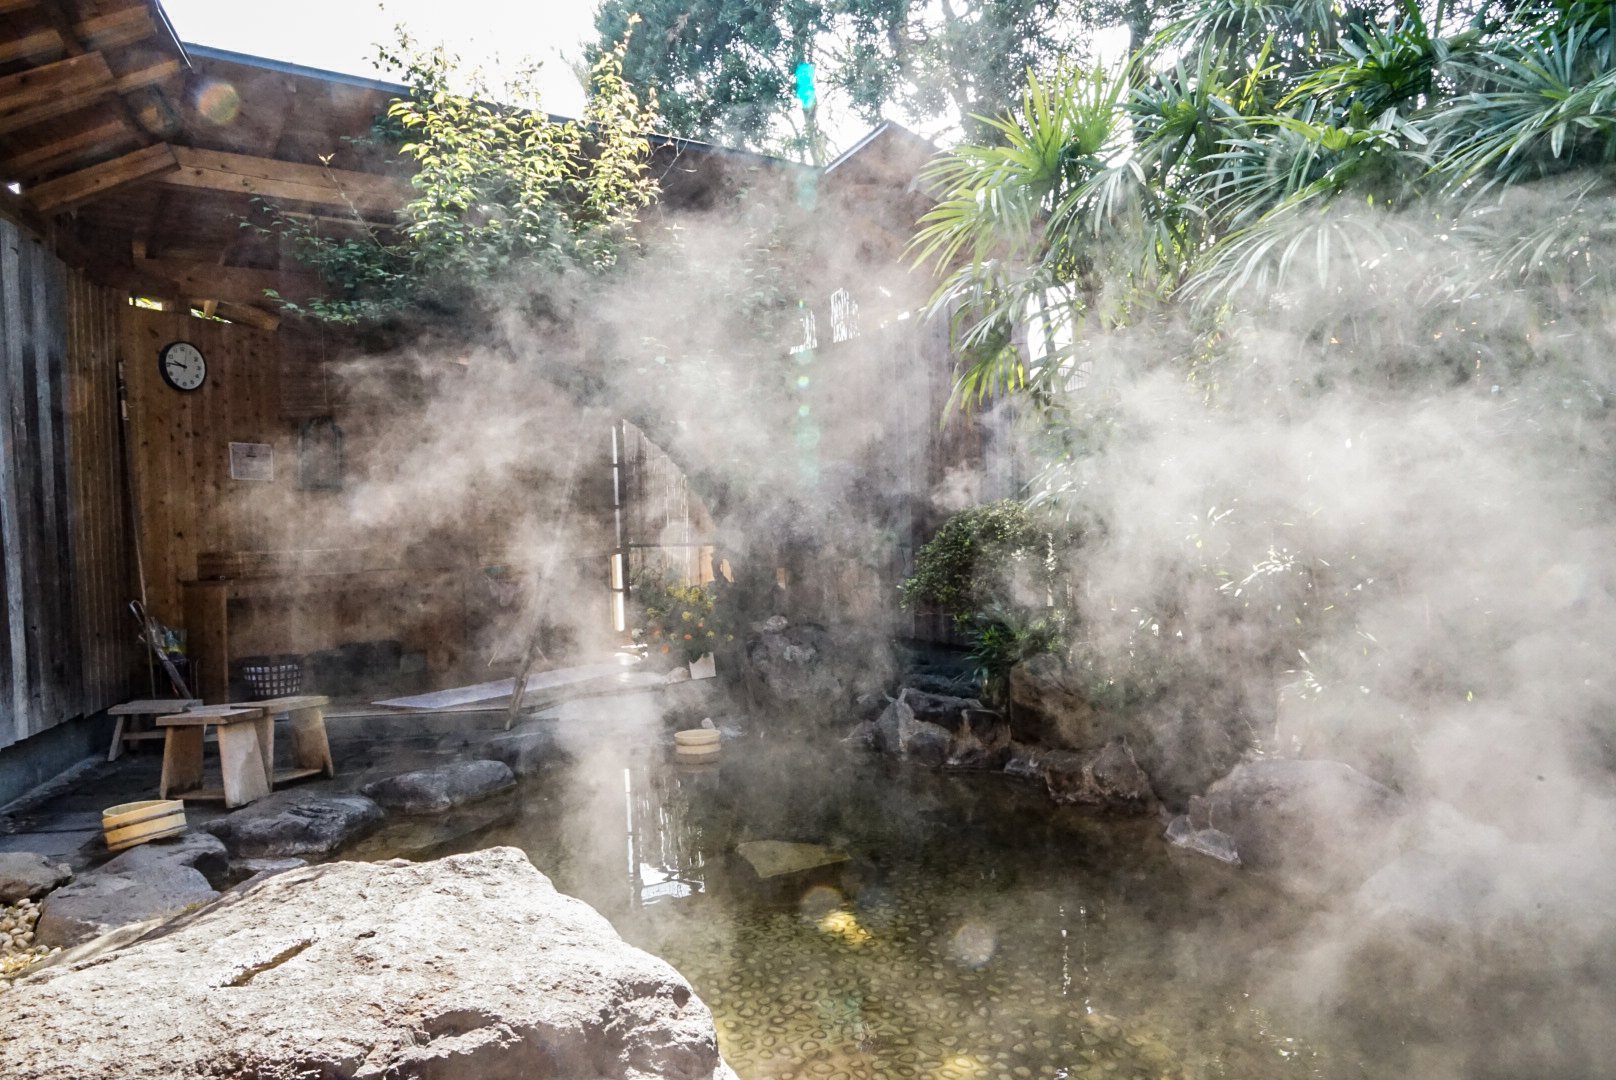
[224,165,1615,1075]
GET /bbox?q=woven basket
[240,654,303,699]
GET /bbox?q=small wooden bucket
[673,729,720,748]
[103,799,187,853]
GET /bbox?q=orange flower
[683,633,693,640]
[660,644,671,653]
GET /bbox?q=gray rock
[899,688,983,731]
[1189,758,1403,891]
[842,720,878,750]
[903,720,953,768]
[1081,739,1156,810]
[203,792,383,860]
[230,857,308,880]
[852,691,890,721]
[946,708,1012,770]
[1003,743,1054,781]
[746,623,846,706]
[481,730,556,777]
[874,696,905,754]
[1165,815,1240,864]
[34,859,216,949]
[361,759,516,814]
[1008,654,1126,749]
[901,672,976,698]
[1,848,738,1080]
[101,831,229,886]
[0,852,71,903]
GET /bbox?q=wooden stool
[157,706,273,808]
[254,694,335,785]
[107,699,202,761]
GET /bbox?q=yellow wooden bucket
[103,799,187,853]
[673,729,721,748]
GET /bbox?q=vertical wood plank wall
[67,269,136,717]
[0,218,134,750]
[120,305,289,628]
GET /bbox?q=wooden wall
[66,267,137,716]
[120,304,297,629]
[121,305,623,689]
[0,217,135,750]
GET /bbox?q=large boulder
[203,792,383,860]
[745,621,848,708]
[361,759,516,814]
[34,851,218,949]
[1188,758,1403,891]
[0,852,71,904]
[1043,739,1156,812]
[1008,654,1124,748]
[480,729,560,777]
[101,831,229,885]
[1,848,737,1080]
[903,720,952,768]
[869,689,963,766]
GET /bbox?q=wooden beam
[6,116,132,177]
[114,59,182,94]
[0,28,63,66]
[0,0,42,14]
[75,6,154,52]
[0,59,180,138]
[0,53,113,115]
[0,81,105,136]
[135,256,324,305]
[27,143,177,212]
[204,300,281,332]
[161,146,411,216]
[0,7,152,65]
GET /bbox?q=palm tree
[913,0,1616,414]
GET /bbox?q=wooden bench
[107,699,202,761]
[158,706,273,808]
[253,694,335,785]
[156,696,336,809]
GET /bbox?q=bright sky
[160,0,597,117]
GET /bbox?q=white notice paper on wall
[229,442,274,481]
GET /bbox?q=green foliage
[588,0,1161,159]
[899,500,1051,616]
[262,29,660,324]
[632,574,732,665]
[964,605,1068,706]
[912,0,1616,414]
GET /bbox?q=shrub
[631,574,731,665]
[899,500,1051,617]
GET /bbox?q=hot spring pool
[373,704,1371,1080]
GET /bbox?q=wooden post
[183,582,229,703]
[288,705,334,777]
[158,726,203,799]
[214,723,270,808]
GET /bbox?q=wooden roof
[0,1,929,331]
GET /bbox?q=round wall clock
[159,341,207,392]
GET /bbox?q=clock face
[159,341,207,392]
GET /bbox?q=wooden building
[0,0,996,802]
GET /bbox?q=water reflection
[446,697,1356,1080]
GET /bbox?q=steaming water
[403,705,1370,1080]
